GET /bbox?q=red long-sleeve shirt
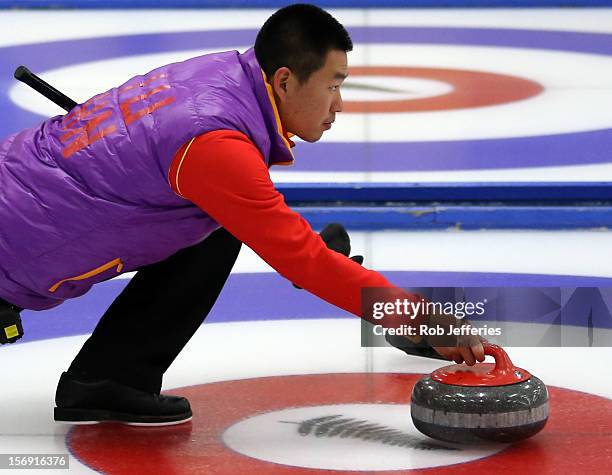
[168,130,412,320]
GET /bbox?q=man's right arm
[169,129,405,318]
[168,130,484,363]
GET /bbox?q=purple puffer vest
[0,47,294,310]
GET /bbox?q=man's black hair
[255,3,353,84]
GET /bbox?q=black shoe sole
[54,407,192,426]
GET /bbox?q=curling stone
[410,343,548,444]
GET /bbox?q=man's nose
[332,90,343,113]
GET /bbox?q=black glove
[384,333,446,360]
[293,223,364,289]
[0,304,24,344]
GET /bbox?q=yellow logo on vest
[4,324,19,339]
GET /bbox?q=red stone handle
[484,343,517,376]
[431,343,531,386]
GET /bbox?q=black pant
[67,228,242,394]
[0,297,22,312]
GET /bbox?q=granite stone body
[411,375,549,443]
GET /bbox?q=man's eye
[330,85,340,91]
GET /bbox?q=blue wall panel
[2,0,612,9]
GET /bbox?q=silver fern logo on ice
[281,414,452,450]
[222,404,504,471]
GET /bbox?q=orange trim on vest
[49,258,124,293]
[170,136,197,198]
[260,70,295,161]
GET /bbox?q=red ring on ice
[344,67,544,113]
[67,373,610,474]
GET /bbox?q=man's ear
[271,67,292,100]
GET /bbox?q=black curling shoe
[54,372,192,426]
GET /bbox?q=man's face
[273,49,348,142]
